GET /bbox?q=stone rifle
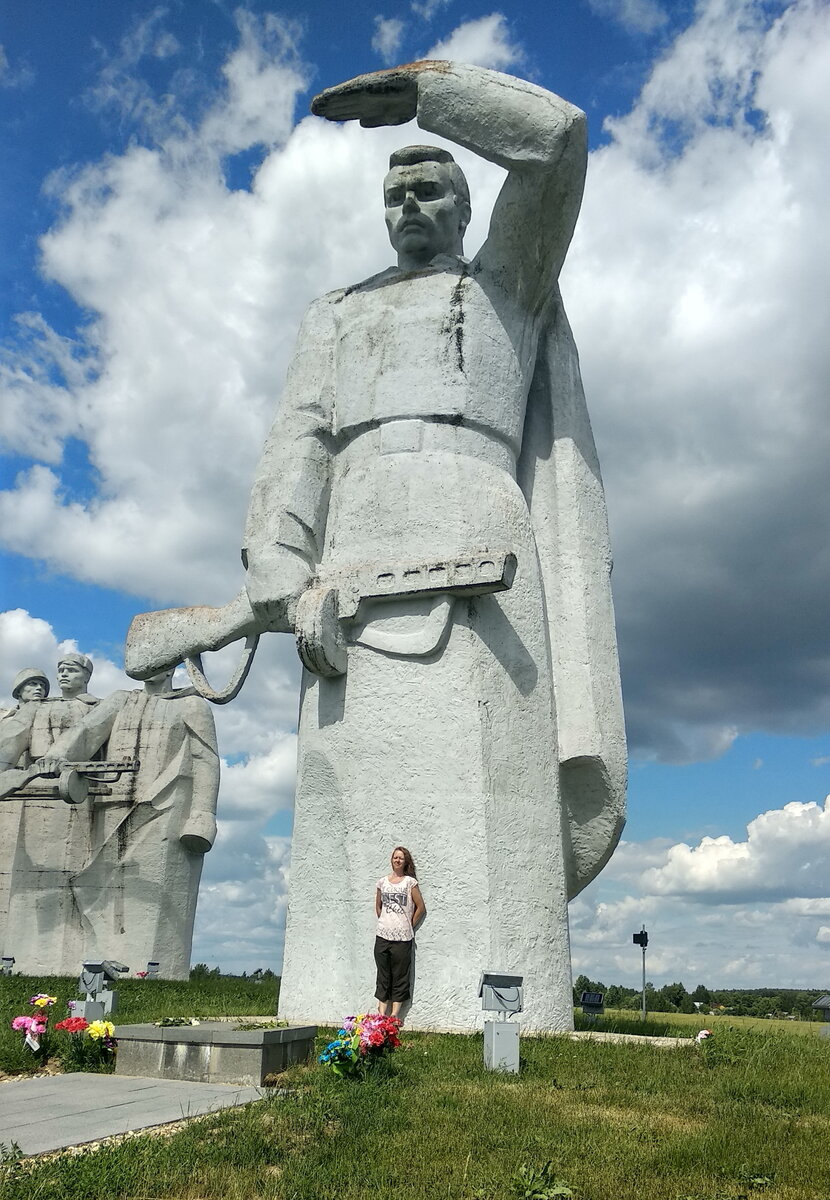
[125,549,517,703]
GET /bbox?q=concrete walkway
[0,1073,263,1156]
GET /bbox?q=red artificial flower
[55,1017,90,1033]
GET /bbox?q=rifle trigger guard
[185,634,260,704]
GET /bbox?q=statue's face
[57,661,88,697]
[384,161,466,265]
[19,680,47,702]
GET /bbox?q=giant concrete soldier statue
[243,62,626,1029]
[127,61,627,1029]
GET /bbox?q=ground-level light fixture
[479,971,523,1073]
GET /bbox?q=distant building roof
[811,995,830,1009]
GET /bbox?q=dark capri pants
[374,936,413,1002]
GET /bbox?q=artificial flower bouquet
[53,1014,117,1070]
[10,994,56,1057]
[319,1013,402,1078]
[10,992,117,1071]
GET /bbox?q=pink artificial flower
[11,1015,33,1031]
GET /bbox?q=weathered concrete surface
[254,63,627,1033]
[0,1073,261,1156]
[0,666,219,978]
[562,1030,694,1049]
[124,62,628,1032]
[0,655,100,974]
[115,1022,316,1085]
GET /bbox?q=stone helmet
[11,668,50,700]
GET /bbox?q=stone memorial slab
[115,1021,316,1086]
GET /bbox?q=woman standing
[375,846,425,1018]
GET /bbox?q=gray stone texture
[256,63,627,1032]
[0,1073,261,1156]
[0,667,219,978]
[124,61,628,1031]
[114,1022,316,1086]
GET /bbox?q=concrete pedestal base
[115,1021,316,1086]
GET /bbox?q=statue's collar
[391,253,470,280]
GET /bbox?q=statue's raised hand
[311,63,443,128]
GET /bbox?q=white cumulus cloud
[587,0,668,35]
[372,16,406,64]
[425,14,523,70]
[640,798,830,902]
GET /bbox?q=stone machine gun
[124,550,517,703]
[0,759,139,805]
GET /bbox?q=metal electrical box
[478,972,523,1014]
[484,1020,520,1073]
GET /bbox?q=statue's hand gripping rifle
[125,550,517,704]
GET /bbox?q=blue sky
[2,0,830,988]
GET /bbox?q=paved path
[0,1073,263,1156]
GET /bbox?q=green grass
[574,1008,824,1038]
[0,974,278,1075]
[1,1019,829,1199]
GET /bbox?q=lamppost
[632,926,648,1021]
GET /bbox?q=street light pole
[632,926,648,1021]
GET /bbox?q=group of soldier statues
[0,655,219,980]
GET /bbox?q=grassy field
[575,1008,824,1038]
[0,998,828,1200]
[0,973,278,1075]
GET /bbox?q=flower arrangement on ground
[54,1014,117,1070]
[320,1013,402,1079]
[10,994,57,1057]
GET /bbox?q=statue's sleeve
[242,296,336,574]
[181,697,220,821]
[414,63,587,307]
[0,706,36,770]
[518,296,627,900]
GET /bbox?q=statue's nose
[402,191,418,212]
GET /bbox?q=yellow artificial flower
[32,994,57,1008]
[87,1020,115,1040]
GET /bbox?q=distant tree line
[190,964,277,981]
[572,975,825,1020]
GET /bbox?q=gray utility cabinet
[115,1022,316,1086]
[483,1020,520,1073]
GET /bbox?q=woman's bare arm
[411,884,426,928]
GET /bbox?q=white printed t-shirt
[376,875,417,942]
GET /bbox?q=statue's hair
[387,145,470,211]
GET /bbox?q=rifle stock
[125,589,264,680]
